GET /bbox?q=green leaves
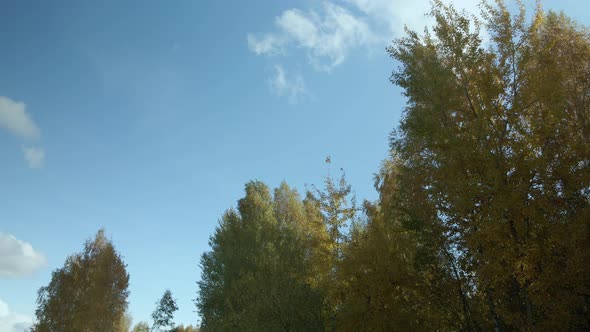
[32,229,130,332]
[197,181,326,331]
[388,0,590,329]
[196,2,589,330]
[152,290,179,332]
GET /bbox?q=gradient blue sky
[1,0,588,330]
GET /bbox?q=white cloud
[248,0,488,100]
[0,299,33,332]
[248,0,484,68]
[247,34,285,55]
[345,0,482,36]
[0,233,46,278]
[0,96,46,169]
[0,96,40,140]
[22,147,45,169]
[345,0,429,36]
[249,2,377,71]
[268,65,307,103]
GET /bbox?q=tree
[152,290,179,332]
[306,161,359,328]
[309,158,358,259]
[387,0,590,329]
[196,181,326,331]
[32,229,130,332]
[132,321,151,332]
[335,161,462,331]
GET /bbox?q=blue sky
[1,0,588,330]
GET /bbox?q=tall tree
[336,161,464,331]
[152,290,179,332]
[309,159,358,259]
[32,229,130,332]
[388,0,590,329]
[196,181,326,331]
[306,162,359,328]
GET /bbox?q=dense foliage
[195,179,353,330]
[32,229,130,332]
[386,1,590,329]
[197,1,590,330]
[29,1,589,330]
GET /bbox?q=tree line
[30,228,197,332]
[31,1,590,330]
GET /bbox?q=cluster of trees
[197,1,590,331]
[196,174,356,330]
[31,229,198,332]
[30,1,589,330]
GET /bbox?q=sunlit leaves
[32,229,130,332]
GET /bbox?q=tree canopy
[32,229,130,332]
[196,0,590,330]
[24,1,590,330]
[383,0,590,329]
[196,180,336,330]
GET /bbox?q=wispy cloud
[247,34,285,56]
[22,147,45,169]
[0,298,33,332]
[247,0,483,100]
[345,0,483,37]
[249,2,377,72]
[268,65,307,103]
[0,96,46,168]
[0,96,40,140]
[0,233,46,278]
